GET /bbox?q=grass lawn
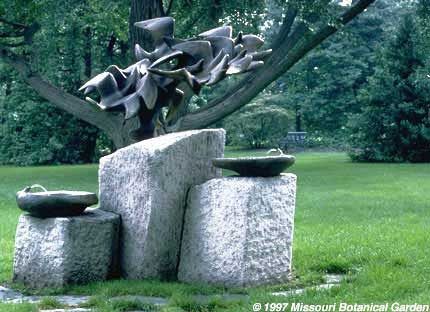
[0,151,430,311]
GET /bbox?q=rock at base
[13,209,120,288]
[178,174,297,287]
[99,129,225,280]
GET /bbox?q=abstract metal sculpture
[16,184,98,218]
[80,17,271,141]
[212,149,295,177]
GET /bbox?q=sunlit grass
[0,151,429,311]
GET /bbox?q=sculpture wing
[136,74,158,110]
[226,55,252,75]
[79,72,123,109]
[135,17,175,46]
[122,93,141,120]
[150,50,183,68]
[240,34,264,52]
[172,41,213,65]
[205,36,234,58]
[207,54,229,85]
[199,26,232,38]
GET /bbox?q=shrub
[224,99,291,149]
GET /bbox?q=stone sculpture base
[13,209,120,288]
[99,129,225,280]
[178,174,297,287]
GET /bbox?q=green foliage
[271,0,389,137]
[418,0,430,53]
[37,297,64,310]
[171,0,265,38]
[224,95,291,148]
[0,0,130,165]
[0,77,99,166]
[0,0,427,162]
[348,14,430,162]
[109,299,157,311]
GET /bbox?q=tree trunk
[106,34,116,66]
[83,27,92,78]
[0,0,375,150]
[295,106,302,132]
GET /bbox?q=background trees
[348,14,430,162]
[1,0,429,164]
[224,94,290,148]
[0,0,375,165]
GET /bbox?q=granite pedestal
[178,174,297,287]
[13,209,120,288]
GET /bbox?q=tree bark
[83,27,92,78]
[105,34,117,66]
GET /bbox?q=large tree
[0,0,376,149]
[348,14,430,162]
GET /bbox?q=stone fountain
[12,16,297,289]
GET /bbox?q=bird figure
[80,17,271,141]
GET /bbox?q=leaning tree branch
[1,41,26,47]
[185,11,307,114]
[0,18,26,28]
[170,0,376,132]
[0,31,25,38]
[0,46,122,140]
[0,17,135,148]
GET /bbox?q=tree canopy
[0,0,399,165]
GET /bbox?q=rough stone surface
[13,209,120,288]
[178,174,297,287]
[0,285,92,306]
[0,286,22,301]
[99,129,225,280]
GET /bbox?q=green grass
[37,297,64,310]
[1,151,430,311]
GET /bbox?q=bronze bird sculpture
[80,17,271,141]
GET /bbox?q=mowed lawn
[0,151,430,311]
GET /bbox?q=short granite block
[13,208,120,288]
[178,174,297,287]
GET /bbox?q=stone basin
[16,185,98,218]
[212,155,295,177]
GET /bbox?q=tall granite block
[13,209,120,288]
[99,129,225,280]
[178,174,297,287]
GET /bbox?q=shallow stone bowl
[16,188,98,218]
[212,155,295,177]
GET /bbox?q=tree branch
[271,7,298,50]
[0,31,25,38]
[171,0,376,132]
[0,46,121,138]
[188,10,307,114]
[0,18,26,28]
[1,41,26,47]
